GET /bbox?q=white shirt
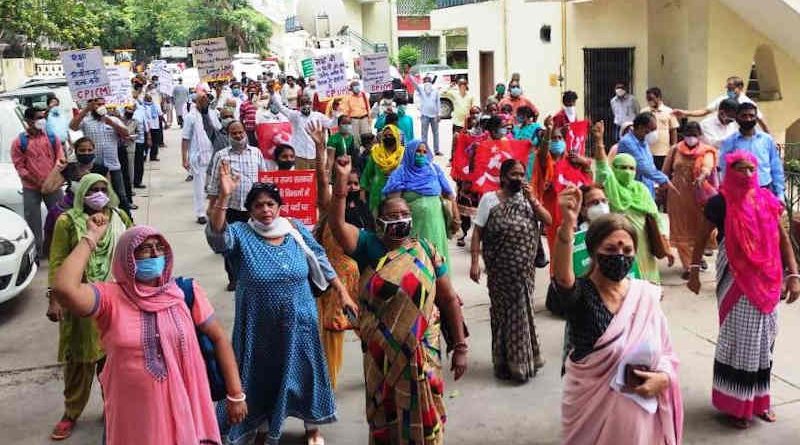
[474,191,501,228]
[272,93,335,159]
[700,114,739,149]
[706,92,763,119]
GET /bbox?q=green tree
[191,0,272,54]
[398,44,421,68]
[0,0,104,53]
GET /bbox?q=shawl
[676,141,717,179]
[563,279,683,444]
[603,154,659,216]
[188,106,217,169]
[370,125,405,174]
[64,174,126,282]
[719,150,784,314]
[382,139,453,197]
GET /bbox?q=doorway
[479,51,494,107]
[583,47,635,149]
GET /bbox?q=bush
[398,45,421,68]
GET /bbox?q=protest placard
[301,58,315,78]
[191,37,232,83]
[313,53,349,99]
[257,170,318,226]
[148,59,174,96]
[362,53,393,94]
[104,66,132,107]
[565,120,589,156]
[60,47,110,101]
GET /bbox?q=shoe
[150,158,160,162]
[700,259,708,271]
[134,184,146,189]
[681,270,691,280]
[435,151,443,156]
[185,175,193,182]
[130,191,136,197]
[704,248,713,257]
[129,203,139,210]
[226,282,236,292]
[534,355,546,369]
[50,418,75,440]
[196,216,207,225]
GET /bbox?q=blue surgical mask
[510,87,522,97]
[550,139,566,155]
[726,90,737,99]
[135,256,166,281]
[232,88,241,97]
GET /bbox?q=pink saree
[562,279,683,445]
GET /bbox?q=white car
[0,99,48,219]
[0,206,37,304]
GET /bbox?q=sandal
[758,410,777,423]
[732,417,750,429]
[50,418,75,440]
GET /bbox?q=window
[747,45,782,101]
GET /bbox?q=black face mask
[383,136,396,146]
[300,107,311,116]
[277,160,295,170]
[346,190,361,202]
[378,217,413,240]
[124,112,134,119]
[596,253,635,282]
[506,178,523,194]
[76,153,95,165]
[738,119,757,131]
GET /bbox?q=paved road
[2,117,800,444]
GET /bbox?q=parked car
[0,85,77,115]
[21,77,68,88]
[368,65,408,106]
[0,205,37,304]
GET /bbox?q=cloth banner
[565,119,590,156]
[463,138,532,193]
[255,121,293,161]
[257,170,318,226]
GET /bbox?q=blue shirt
[415,85,440,118]
[616,131,669,197]
[719,131,784,198]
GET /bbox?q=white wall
[343,0,365,35]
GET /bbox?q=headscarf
[604,154,659,216]
[382,139,453,197]
[370,124,405,173]
[720,150,783,314]
[64,173,125,282]
[676,140,717,179]
[111,225,184,311]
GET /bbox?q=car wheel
[439,99,453,119]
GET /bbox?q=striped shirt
[80,115,123,170]
[206,145,267,211]
[239,100,257,132]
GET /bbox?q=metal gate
[583,47,635,151]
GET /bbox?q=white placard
[161,46,189,59]
[313,53,349,99]
[191,37,232,82]
[60,47,111,101]
[105,66,132,107]
[150,60,174,96]
[362,53,393,94]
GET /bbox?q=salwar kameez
[403,191,451,267]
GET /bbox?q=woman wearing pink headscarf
[689,150,800,429]
[53,222,247,444]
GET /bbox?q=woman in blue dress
[206,160,358,445]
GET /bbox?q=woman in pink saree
[548,185,683,444]
[52,222,247,444]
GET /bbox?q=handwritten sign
[313,53,348,99]
[105,66,132,107]
[61,47,110,101]
[191,37,232,83]
[150,60,174,96]
[257,170,318,226]
[362,53,393,94]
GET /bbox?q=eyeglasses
[252,182,280,193]
[136,242,167,257]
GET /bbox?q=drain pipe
[502,0,510,81]
[560,0,567,93]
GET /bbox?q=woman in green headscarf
[592,122,670,283]
[46,173,132,440]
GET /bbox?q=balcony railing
[435,0,491,9]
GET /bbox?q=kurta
[403,191,451,268]
[208,222,337,443]
[361,156,390,213]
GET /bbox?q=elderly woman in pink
[53,220,247,444]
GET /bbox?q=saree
[359,238,447,445]
[563,279,683,445]
[482,192,542,380]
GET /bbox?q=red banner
[470,139,533,193]
[564,119,590,156]
[257,170,318,226]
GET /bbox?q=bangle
[214,205,228,211]
[81,235,97,251]
[688,264,702,270]
[786,274,800,281]
[226,393,246,403]
[453,341,468,352]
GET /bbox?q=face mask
[229,136,247,149]
[496,86,506,95]
[517,116,526,124]
[124,112,134,119]
[277,160,295,170]
[310,82,317,88]
[339,124,352,134]
[84,190,110,211]
[414,154,429,167]
[232,88,241,97]
[615,88,626,97]
[300,106,311,116]
[550,139,567,156]
[135,256,166,281]
[424,83,433,93]
[510,87,522,97]
[378,217,413,240]
[144,101,152,106]
[738,119,757,131]
[352,85,362,94]
[76,153,95,165]
[96,106,108,117]
[506,178,523,194]
[50,108,60,116]
[495,128,507,138]
[726,90,737,99]
[383,135,396,146]
[221,118,234,129]
[644,130,659,146]
[34,118,47,131]
[613,166,636,186]
[565,106,576,115]
[596,253,635,282]
[269,104,281,114]
[586,202,610,222]
[346,190,361,202]
[684,136,699,147]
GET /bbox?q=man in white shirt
[700,98,739,149]
[412,76,441,155]
[673,75,769,133]
[281,76,302,109]
[181,94,220,224]
[640,87,678,170]
[271,92,335,170]
[610,82,640,141]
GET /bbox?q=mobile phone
[624,364,649,387]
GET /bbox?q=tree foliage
[398,45,422,68]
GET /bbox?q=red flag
[451,132,489,181]
[256,121,293,160]
[471,138,532,193]
[565,119,590,156]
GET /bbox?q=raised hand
[86,213,109,242]
[558,186,582,227]
[306,120,326,148]
[333,155,352,179]
[543,115,554,132]
[592,120,605,142]
[218,160,240,196]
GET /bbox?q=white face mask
[586,202,610,222]
[564,106,577,119]
[424,83,433,93]
[684,136,699,147]
[615,88,626,97]
[96,106,108,117]
[644,130,659,146]
[34,118,47,131]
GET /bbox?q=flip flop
[50,418,75,440]
[758,410,777,423]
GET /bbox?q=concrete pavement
[2,121,800,444]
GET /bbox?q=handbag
[644,213,670,259]
[176,277,227,401]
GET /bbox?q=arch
[787,118,800,146]
[746,45,782,101]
